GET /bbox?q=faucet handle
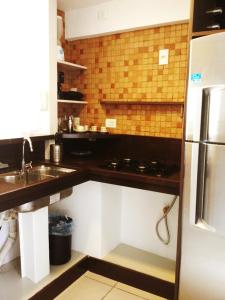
[0,162,9,169]
[25,161,32,170]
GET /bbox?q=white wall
[50,182,122,258]
[65,0,191,40]
[51,182,102,257]
[101,183,122,256]
[121,187,179,260]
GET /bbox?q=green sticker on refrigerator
[191,73,202,83]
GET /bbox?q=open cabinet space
[104,243,175,283]
[50,182,179,284]
[0,177,179,299]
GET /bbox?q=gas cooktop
[100,158,179,178]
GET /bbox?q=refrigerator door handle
[189,143,200,225]
[189,142,207,225]
[191,142,216,232]
[200,88,210,142]
[196,142,207,222]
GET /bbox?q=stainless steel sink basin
[0,165,76,212]
[0,171,52,185]
[0,165,76,185]
[31,165,75,177]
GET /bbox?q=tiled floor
[55,271,166,300]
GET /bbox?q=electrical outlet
[159,49,169,65]
[105,118,117,128]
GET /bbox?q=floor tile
[55,276,112,300]
[116,282,166,300]
[85,271,117,287]
[103,288,144,300]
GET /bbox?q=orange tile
[58,22,189,138]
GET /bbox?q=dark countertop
[54,157,180,194]
[0,157,180,213]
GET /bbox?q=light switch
[159,49,169,65]
[105,118,117,128]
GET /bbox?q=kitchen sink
[31,165,75,177]
[0,171,52,185]
[0,165,76,185]
[0,165,76,212]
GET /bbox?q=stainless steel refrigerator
[179,32,225,300]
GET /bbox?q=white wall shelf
[57,60,87,71]
[57,99,87,104]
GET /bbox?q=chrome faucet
[21,137,33,175]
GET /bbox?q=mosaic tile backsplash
[58,22,189,138]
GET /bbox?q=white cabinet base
[18,206,50,283]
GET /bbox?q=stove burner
[123,158,132,163]
[107,160,120,169]
[111,162,118,167]
[101,158,178,177]
[122,158,137,170]
[148,161,162,176]
[136,162,149,173]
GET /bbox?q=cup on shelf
[90,125,97,132]
[70,88,78,92]
[100,126,107,133]
[73,117,80,131]
[75,125,85,132]
[84,125,89,131]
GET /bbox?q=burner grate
[101,158,178,177]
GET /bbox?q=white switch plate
[159,49,169,65]
[105,118,117,128]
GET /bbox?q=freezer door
[189,141,225,235]
[186,32,225,142]
[189,32,225,88]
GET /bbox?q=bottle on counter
[68,115,73,133]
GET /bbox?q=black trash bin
[49,214,73,265]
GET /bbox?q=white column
[18,206,49,283]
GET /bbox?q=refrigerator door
[185,87,203,142]
[186,32,225,142]
[207,86,225,143]
[202,143,225,234]
[188,140,225,235]
[189,32,225,88]
[179,142,225,300]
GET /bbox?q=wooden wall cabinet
[192,0,225,37]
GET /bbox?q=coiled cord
[0,210,17,272]
[155,196,177,245]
